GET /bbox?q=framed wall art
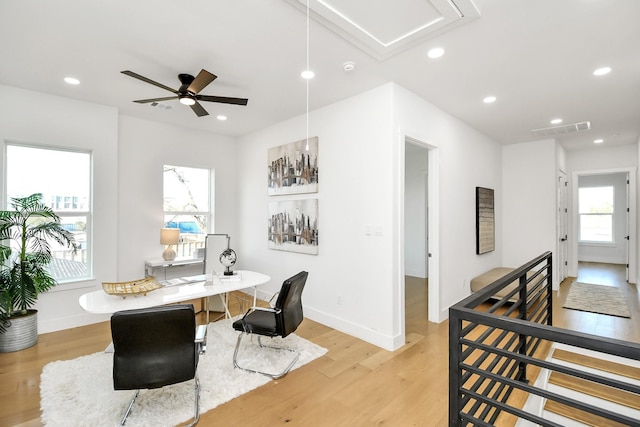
[476,187,495,254]
[267,137,318,195]
[268,198,318,254]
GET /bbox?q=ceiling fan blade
[197,95,249,106]
[121,70,178,94]
[187,69,217,94]
[133,96,179,104]
[190,101,209,117]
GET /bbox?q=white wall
[236,84,397,349]
[117,116,238,280]
[502,139,558,286]
[567,144,638,172]
[0,85,240,333]
[0,84,118,332]
[392,84,504,321]
[234,82,505,350]
[0,82,566,347]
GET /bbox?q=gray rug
[40,318,327,426]
[563,282,631,318]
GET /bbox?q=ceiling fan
[121,69,248,117]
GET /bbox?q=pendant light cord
[305,0,310,150]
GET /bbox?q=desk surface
[79,270,269,314]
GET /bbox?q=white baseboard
[303,306,400,351]
[38,312,110,334]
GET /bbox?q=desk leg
[205,296,209,325]
[219,292,231,318]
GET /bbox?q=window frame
[4,142,93,284]
[578,186,615,244]
[163,165,213,258]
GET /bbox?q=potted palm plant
[0,193,78,352]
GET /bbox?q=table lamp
[160,228,180,261]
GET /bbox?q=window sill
[578,241,616,248]
[49,277,97,292]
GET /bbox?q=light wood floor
[1,263,638,426]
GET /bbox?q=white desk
[79,270,269,322]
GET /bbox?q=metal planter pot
[0,310,38,352]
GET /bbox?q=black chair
[232,271,308,379]
[111,304,206,426]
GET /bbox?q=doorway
[402,136,440,332]
[404,141,429,334]
[570,169,636,283]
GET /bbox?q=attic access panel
[284,0,480,60]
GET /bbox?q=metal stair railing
[449,252,640,426]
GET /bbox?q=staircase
[519,343,640,426]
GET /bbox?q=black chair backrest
[274,271,308,338]
[111,304,197,390]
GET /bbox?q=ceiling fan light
[179,95,196,106]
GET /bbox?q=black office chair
[232,271,308,379]
[111,304,206,426]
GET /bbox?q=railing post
[449,309,463,427]
[517,274,528,382]
[547,253,553,326]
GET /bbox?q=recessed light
[342,61,356,72]
[64,77,80,85]
[550,118,563,125]
[593,67,611,76]
[216,115,227,121]
[483,96,496,104]
[427,47,445,59]
[594,138,604,144]
[301,70,315,79]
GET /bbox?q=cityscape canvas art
[268,199,318,254]
[476,187,495,254]
[268,137,318,195]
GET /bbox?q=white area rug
[563,282,631,318]
[40,318,327,427]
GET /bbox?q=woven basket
[102,277,162,297]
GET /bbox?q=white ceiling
[1,0,638,151]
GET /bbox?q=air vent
[530,121,591,137]
[150,102,172,110]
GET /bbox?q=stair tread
[553,348,640,381]
[544,400,631,427]
[549,371,640,410]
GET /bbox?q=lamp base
[162,246,176,261]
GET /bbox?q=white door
[557,171,569,282]
[626,173,630,281]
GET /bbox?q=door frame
[557,170,569,283]
[570,167,636,283]
[397,133,441,340]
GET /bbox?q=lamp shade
[160,228,180,245]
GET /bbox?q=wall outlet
[337,295,342,305]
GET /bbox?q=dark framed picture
[476,187,495,254]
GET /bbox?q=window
[163,165,211,257]
[5,144,92,282]
[579,186,614,243]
